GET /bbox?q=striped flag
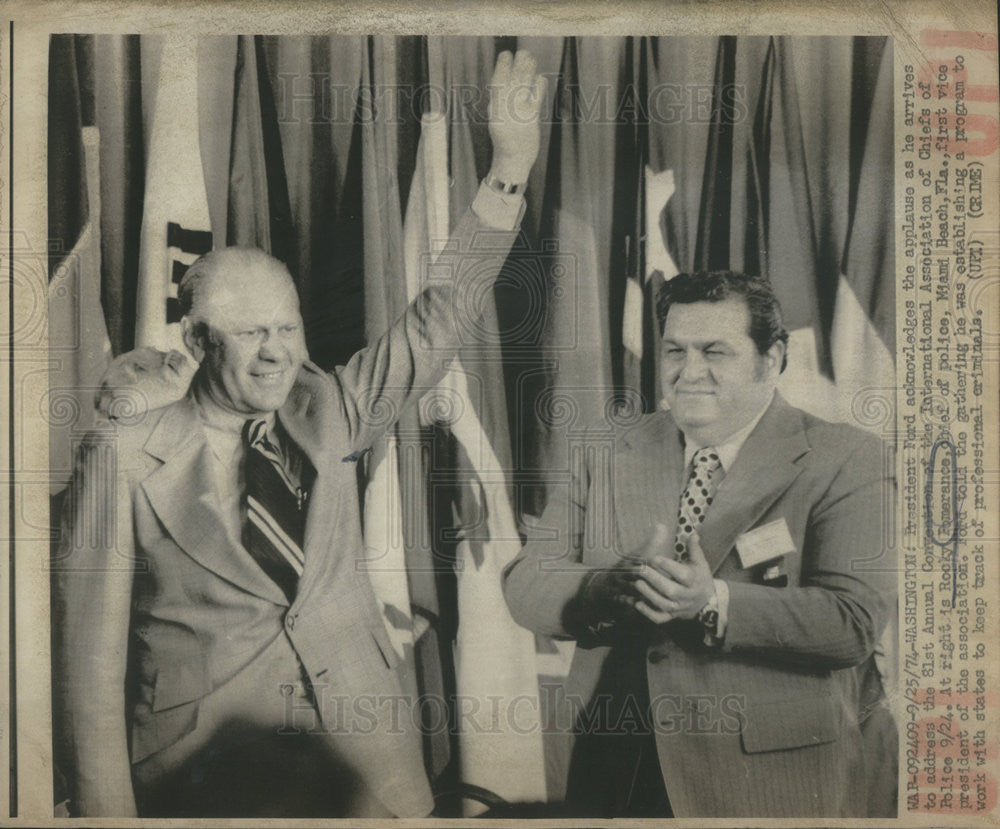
[135,35,215,353]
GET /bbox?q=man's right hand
[488,50,546,185]
[96,346,194,419]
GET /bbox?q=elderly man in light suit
[52,51,544,819]
[503,271,896,817]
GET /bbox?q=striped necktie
[673,447,722,561]
[242,419,307,600]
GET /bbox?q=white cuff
[471,179,526,230]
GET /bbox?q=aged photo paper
[1,0,997,825]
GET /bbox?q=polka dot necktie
[673,448,722,560]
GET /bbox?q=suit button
[285,614,296,630]
[647,650,667,664]
[280,681,308,698]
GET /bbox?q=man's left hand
[488,50,546,184]
[634,533,716,624]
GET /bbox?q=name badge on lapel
[735,518,796,569]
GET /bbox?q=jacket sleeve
[332,183,523,453]
[502,431,631,641]
[51,433,139,817]
[721,437,894,670]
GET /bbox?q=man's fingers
[531,72,548,109]
[636,571,681,603]
[491,49,542,125]
[635,578,679,613]
[511,48,537,83]
[635,600,671,625]
[651,555,694,586]
[491,49,513,88]
[489,52,511,123]
[687,532,708,564]
[636,562,677,595]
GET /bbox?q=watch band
[697,594,722,645]
[697,606,720,634]
[485,171,525,195]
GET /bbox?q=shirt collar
[683,390,774,472]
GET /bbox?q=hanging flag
[358,35,420,674]
[404,104,547,810]
[362,433,416,662]
[832,38,898,734]
[227,35,296,268]
[135,35,215,354]
[91,35,146,355]
[645,168,680,283]
[833,37,895,418]
[436,40,550,805]
[48,36,112,492]
[535,37,614,475]
[624,165,679,362]
[621,57,646,370]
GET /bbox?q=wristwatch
[697,594,722,645]
[485,171,525,195]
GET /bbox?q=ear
[181,317,206,364]
[765,340,786,377]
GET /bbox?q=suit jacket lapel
[142,396,289,605]
[698,394,811,574]
[278,364,343,597]
[616,413,686,562]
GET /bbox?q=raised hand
[488,49,546,185]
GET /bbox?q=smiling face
[660,297,783,446]
[183,255,307,417]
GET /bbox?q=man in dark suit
[503,271,896,817]
[52,50,545,818]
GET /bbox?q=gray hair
[178,247,296,323]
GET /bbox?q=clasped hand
[589,523,716,625]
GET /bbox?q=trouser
[131,634,395,818]
[135,730,393,818]
[565,657,673,819]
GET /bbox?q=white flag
[403,111,546,809]
[135,35,214,354]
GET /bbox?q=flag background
[47,34,894,811]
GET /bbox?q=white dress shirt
[193,383,311,552]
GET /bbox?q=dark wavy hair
[655,271,789,373]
